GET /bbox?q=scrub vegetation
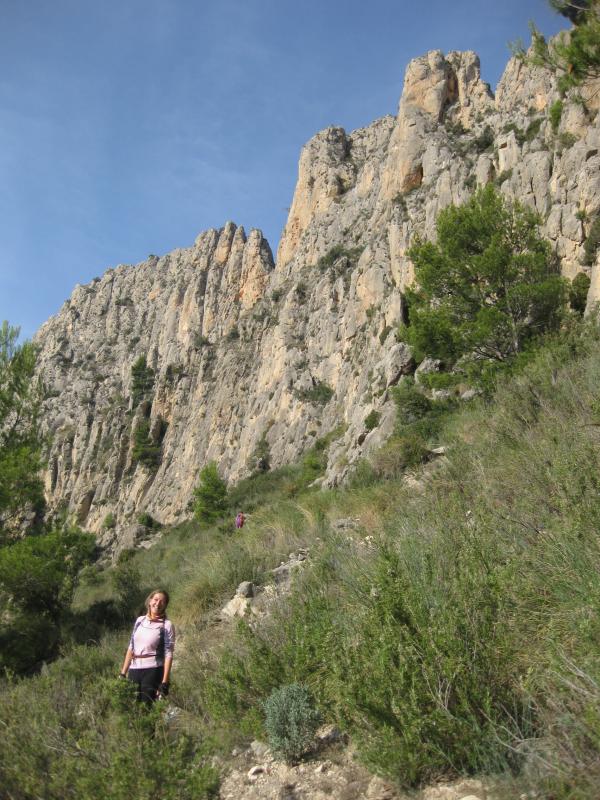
[3,173,600,797]
[4,320,600,797]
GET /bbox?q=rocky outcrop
[35,45,600,549]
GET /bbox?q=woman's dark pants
[128,667,163,706]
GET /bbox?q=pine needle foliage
[517,1,600,95]
[130,355,154,406]
[0,321,45,540]
[405,185,567,365]
[193,462,228,525]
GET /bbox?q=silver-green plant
[264,684,321,762]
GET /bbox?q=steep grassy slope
[2,323,600,799]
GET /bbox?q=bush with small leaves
[558,132,578,150]
[583,216,600,265]
[0,322,45,541]
[406,185,566,365]
[249,432,271,474]
[570,272,591,314]
[317,245,363,275]
[364,410,381,431]
[392,379,432,427]
[193,461,228,525]
[295,282,307,302]
[472,125,494,153]
[130,356,154,406]
[194,333,211,349]
[264,684,322,762]
[549,99,563,134]
[294,380,334,405]
[137,511,160,529]
[102,512,116,530]
[524,117,543,142]
[131,417,163,469]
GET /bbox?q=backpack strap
[156,621,165,662]
[129,617,144,651]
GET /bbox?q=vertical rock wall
[35,46,600,549]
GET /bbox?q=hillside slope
[3,323,600,798]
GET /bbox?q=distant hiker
[119,589,175,705]
[235,511,245,529]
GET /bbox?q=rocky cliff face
[35,47,600,550]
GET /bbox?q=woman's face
[149,593,167,616]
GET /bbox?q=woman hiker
[120,589,175,705]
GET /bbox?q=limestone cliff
[35,46,600,550]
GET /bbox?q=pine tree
[192,462,227,524]
[0,322,45,541]
[405,186,566,365]
[518,1,600,94]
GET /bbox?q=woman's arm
[159,621,175,690]
[120,647,133,676]
[161,654,173,684]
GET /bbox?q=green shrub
[111,558,146,619]
[165,363,184,383]
[582,216,600,265]
[0,527,95,672]
[316,245,363,276]
[102,512,116,530]
[445,119,466,137]
[549,99,564,134]
[472,125,494,153]
[347,458,378,488]
[249,432,271,474]
[570,272,591,313]
[0,322,45,541]
[379,325,392,345]
[131,417,163,469]
[137,512,160,529]
[130,355,154,406]
[372,431,430,478]
[264,684,322,762]
[524,117,543,142]
[494,168,513,185]
[503,119,542,146]
[502,122,525,144]
[464,173,476,191]
[364,410,381,431]
[392,192,408,212]
[295,282,307,302]
[416,371,461,391]
[0,651,220,799]
[194,333,211,349]
[193,462,228,525]
[392,380,432,426]
[228,428,343,511]
[406,185,566,366]
[558,131,578,150]
[294,380,334,405]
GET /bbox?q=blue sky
[1,0,565,340]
